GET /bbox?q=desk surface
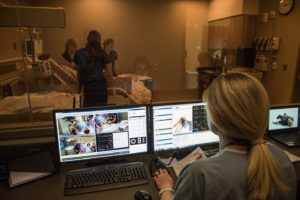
[1,139,300,200]
[0,155,160,200]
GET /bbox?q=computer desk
[1,139,300,200]
[0,154,160,200]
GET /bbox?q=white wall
[31,0,189,90]
[185,1,209,72]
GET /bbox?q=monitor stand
[85,157,127,168]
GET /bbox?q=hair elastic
[251,138,266,146]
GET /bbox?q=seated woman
[62,38,77,65]
[154,73,296,200]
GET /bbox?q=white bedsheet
[0,92,76,114]
[118,74,152,104]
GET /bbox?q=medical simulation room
[0,0,300,199]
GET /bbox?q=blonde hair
[203,73,288,200]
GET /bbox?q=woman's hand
[154,168,174,190]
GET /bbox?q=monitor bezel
[53,104,150,165]
[267,105,300,133]
[150,100,219,153]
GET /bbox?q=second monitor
[152,101,219,152]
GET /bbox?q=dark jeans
[83,81,107,108]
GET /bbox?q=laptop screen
[54,106,148,163]
[268,106,299,131]
[152,102,219,152]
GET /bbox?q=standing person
[103,38,118,77]
[154,73,296,200]
[61,38,77,65]
[74,30,113,107]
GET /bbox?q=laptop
[268,105,300,147]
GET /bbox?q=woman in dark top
[74,30,112,107]
[61,38,77,64]
[103,38,118,77]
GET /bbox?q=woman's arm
[154,169,174,200]
[105,63,113,77]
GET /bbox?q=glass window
[0,0,31,128]
[1,0,298,136]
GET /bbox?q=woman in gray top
[154,73,297,200]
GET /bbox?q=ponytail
[203,73,289,200]
[85,31,102,73]
[247,144,289,200]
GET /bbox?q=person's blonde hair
[202,73,288,200]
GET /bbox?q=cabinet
[208,15,257,49]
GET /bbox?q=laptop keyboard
[272,132,300,146]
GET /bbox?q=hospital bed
[51,56,152,106]
[0,57,152,126]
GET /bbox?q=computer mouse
[134,190,152,200]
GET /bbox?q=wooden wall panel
[242,15,257,48]
[208,15,257,49]
[227,15,243,49]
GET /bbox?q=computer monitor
[54,106,148,163]
[151,101,219,152]
[268,105,299,131]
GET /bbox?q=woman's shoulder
[99,50,112,64]
[181,151,226,173]
[74,48,88,59]
[182,150,247,175]
[74,48,89,64]
[267,143,292,166]
[76,48,87,54]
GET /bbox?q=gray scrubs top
[173,144,297,200]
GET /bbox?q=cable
[165,150,179,166]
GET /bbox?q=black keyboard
[271,133,300,147]
[64,162,149,195]
[275,133,300,141]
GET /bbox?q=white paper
[9,171,52,188]
[170,147,206,176]
[284,151,300,163]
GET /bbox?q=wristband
[158,188,174,197]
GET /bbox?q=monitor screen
[152,102,219,152]
[268,106,299,131]
[54,106,148,163]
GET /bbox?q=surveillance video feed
[55,107,148,163]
